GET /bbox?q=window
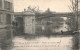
[0,14,2,24]
[0,14,1,23]
[0,0,2,9]
[6,14,11,24]
[4,1,12,10]
[32,19,34,21]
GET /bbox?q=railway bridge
[35,10,80,31]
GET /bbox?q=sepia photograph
[0,0,80,50]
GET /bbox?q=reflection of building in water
[36,17,66,33]
[0,0,14,50]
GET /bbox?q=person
[12,21,15,28]
[12,21,18,28]
[61,30,63,34]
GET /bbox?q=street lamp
[74,0,78,31]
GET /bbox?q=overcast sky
[13,0,71,12]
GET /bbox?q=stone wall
[24,16,35,34]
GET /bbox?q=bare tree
[68,0,79,31]
[68,0,75,12]
[27,6,41,13]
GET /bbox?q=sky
[13,0,71,12]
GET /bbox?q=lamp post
[75,0,78,31]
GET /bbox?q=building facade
[14,9,35,34]
[0,0,14,49]
[0,0,13,25]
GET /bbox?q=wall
[24,16,35,34]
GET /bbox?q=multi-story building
[0,0,14,25]
[0,0,14,49]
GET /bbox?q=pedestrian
[61,30,63,34]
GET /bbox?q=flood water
[0,17,77,50]
[11,36,73,50]
[36,17,69,34]
[10,17,75,50]
[54,22,69,32]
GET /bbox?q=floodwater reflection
[0,28,77,50]
[54,22,68,32]
[36,21,69,34]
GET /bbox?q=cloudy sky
[13,0,71,12]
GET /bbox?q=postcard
[0,0,79,50]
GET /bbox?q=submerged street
[11,35,73,50]
[0,17,78,50]
[0,17,77,50]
